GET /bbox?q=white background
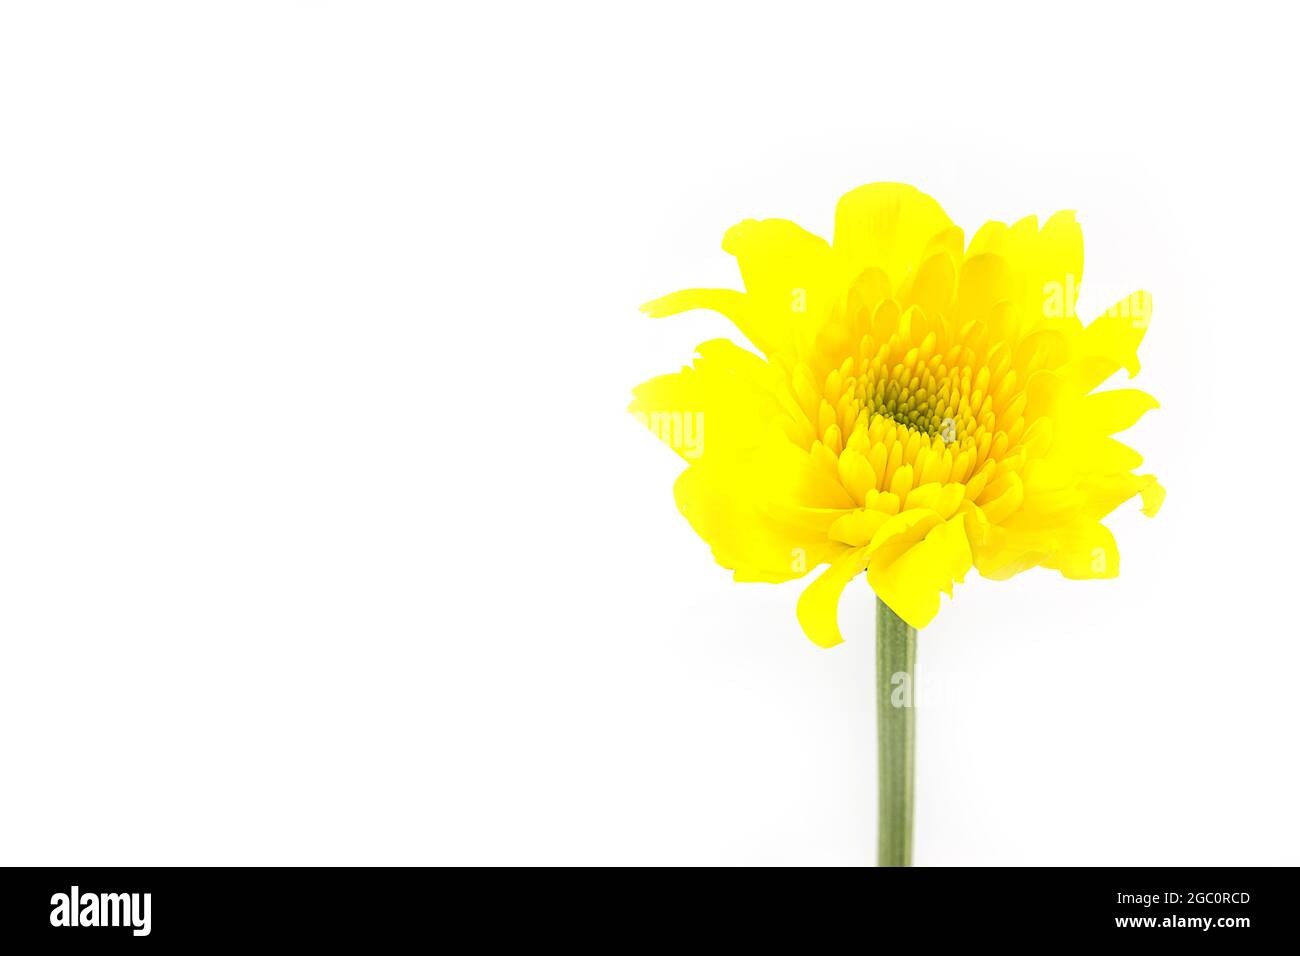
[1,2,1297,865]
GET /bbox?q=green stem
[876,596,916,867]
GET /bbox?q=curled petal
[797,547,871,647]
[867,515,973,629]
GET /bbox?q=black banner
[0,866,1289,945]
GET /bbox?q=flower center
[850,337,980,450]
[861,361,958,440]
[806,316,1029,504]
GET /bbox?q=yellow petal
[971,524,1050,580]
[1075,388,1160,436]
[1140,478,1165,517]
[867,515,972,629]
[723,217,845,361]
[796,547,871,647]
[629,339,785,462]
[828,508,892,546]
[640,287,794,360]
[866,508,946,555]
[836,447,878,506]
[978,472,1024,524]
[1074,291,1152,390]
[1042,520,1119,580]
[956,253,1014,327]
[1024,210,1084,331]
[1079,472,1164,520]
[832,183,954,288]
[902,250,957,319]
[674,461,838,583]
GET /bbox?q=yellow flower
[631,183,1164,644]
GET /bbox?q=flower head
[632,184,1163,644]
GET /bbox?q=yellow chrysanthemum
[631,183,1164,644]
